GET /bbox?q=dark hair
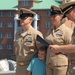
[39,46,47,53]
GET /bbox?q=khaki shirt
[46,24,73,66]
[14,26,43,63]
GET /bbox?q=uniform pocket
[24,36,35,48]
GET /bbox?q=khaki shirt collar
[21,25,32,37]
[53,24,65,32]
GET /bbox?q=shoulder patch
[56,30,63,37]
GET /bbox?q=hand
[49,45,61,54]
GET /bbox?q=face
[20,17,32,26]
[38,50,46,61]
[66,8,75,22]
[51,14,62,26]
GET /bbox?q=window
[0,11,3,17]
[46,22,52,28]
[0,44,3,49]
[8,22,13,28]
[8,11,13,17]
[8,33,12,38]
[7,44,12,50]
[0,33,4,38]
[46,10,51,17]
[21,1,30,6]
[0,22,3,28]
[17,27,22,32]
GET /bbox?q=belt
[55,65,68,67]
[18,62,27,66]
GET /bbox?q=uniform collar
[21,31,27,37]
[53,24,65,32]
[20,25,32,37]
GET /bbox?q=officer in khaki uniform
[14,8,43,75]
[60,2,75,75]
[45,5,73,75]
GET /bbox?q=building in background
[0,0,74,60]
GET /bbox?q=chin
[39,58,42,60]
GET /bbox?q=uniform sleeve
[45,35,52,45]
[35,32,44,50]
[64,28,73,44]
[46,27,53,37]
[71,27,75,44]
[27,58,35,72]
[14,31,21,56]
[14,41,18,55]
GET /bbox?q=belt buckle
[19,62,25,66]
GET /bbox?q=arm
[14,41,18,57]
[49,26,74,54]
[27,71,31,75]
[35,32,44,50]
[27,58,35,75]
[49,44,75,54]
